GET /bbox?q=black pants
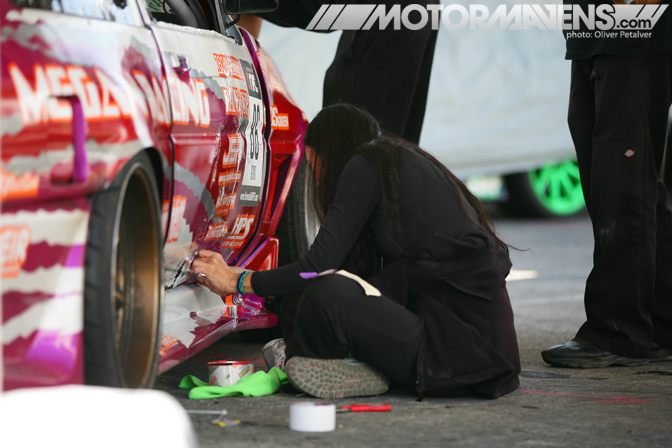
[258,1,439,144]
[568,55,672,358]
[281,274,425,390]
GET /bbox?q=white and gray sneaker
[285,356,390,399]
[262,338,287,370]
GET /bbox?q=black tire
[239,157,317,343]
[502,159,586,218]
[84,152,163,388]
[276,157,318,266]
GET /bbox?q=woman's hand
[191,250,239,296]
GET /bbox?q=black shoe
[541,338,649,369]
[650,343,672,362]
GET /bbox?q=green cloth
[179,367,289,399]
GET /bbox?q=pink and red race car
[1,0,312,390]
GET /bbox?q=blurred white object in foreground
[0,385,198,448]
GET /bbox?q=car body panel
[1,0,306,390]
[1,0,170,390]
[152,22,267,288]
[159,236,279,372]
[1,2,172,204]
[1,200,89,389]
[158,31,307,372]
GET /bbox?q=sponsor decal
[248,104,262,162]
[167,75,210,127]
[0,225,31,279]
[94,67,134,119]
[239,190,259,203]
[215,192,237,218]
[162,195,187,243]
[241,60,262,101]
[223,214,255,249]
[1,168,40,201]
[271,105,290,131]
[160,333,181,356]
[257,52,286,95]
[8,62,173,126]
[238,60,265,207]
[204,222,229,241]
[306,4,667,35]
[223,134,244,168]
[222,86,249,117]
[213,53,245,80]
[218,169,242,186]
[132,70,170,125]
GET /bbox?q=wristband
[237,271,250,295]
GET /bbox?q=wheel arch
[84,150,164,388]
[142,147,167,202]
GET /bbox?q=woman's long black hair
[303,103,508,276]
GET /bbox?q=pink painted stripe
[3,330,83,390]
[518,390,652,404]
[3,291,79,323]
[64,244,85,267]
[22,243,85,272]
[0,199,89,214]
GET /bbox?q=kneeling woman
[192,104,521,400]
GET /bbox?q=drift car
[1,0,314,390]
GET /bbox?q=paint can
[208,360,255,387]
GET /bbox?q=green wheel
[503,159,586,218]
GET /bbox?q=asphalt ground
[156,216,672,448]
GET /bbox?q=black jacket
[371,228,521,399]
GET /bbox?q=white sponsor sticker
[238,59,264,207]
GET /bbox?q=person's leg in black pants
[322,0,440,144]
[259,1,439,144]
[284,274,425,389]
[566,55,672,359]
[648,55,672,350]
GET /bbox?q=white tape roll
[289,402,336,432]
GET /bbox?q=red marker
[337,403,391,413]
